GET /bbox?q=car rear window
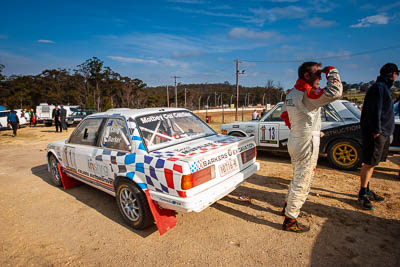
[136,111,216,151]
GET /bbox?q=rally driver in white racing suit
[280,62,343,232]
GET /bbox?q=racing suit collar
[294,78,313,92]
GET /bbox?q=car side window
[69,118,104,146]
[321,105,341,122]
[263,106,283,122]
[100,118,131,151]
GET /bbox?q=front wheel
[327,139,362,170]
[116,180,153,229]
[49,154,62,186]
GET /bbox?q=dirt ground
[0,124,400,266]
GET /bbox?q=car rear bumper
[149,162,260,212]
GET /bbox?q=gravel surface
[1,126,399,266]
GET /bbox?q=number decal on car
[259,124,279,147]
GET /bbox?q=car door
[258,104,289,148]
[98,117,132,185]
[63,117,106,186]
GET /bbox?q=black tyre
[229,131,246,137]
[49,154,63,186]
[116,180,153,229]
[327,139,362,170]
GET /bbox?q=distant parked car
[0,109,29,129]
[66,110,97,126]
[221,100,363,170]
[391,100,400,152]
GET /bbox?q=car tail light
[241,147,256,164]
[181,165,216,190]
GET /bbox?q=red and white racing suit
[281,68,343,219]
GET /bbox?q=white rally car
[47,108,259,232]
[221,100,364,170]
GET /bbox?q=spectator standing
[252,110,259,120]
[260,108,267,118]
[29,108,36,127]
[7,108,20,137]
[60,105,68,132]
[280,62,342,232]
[52,105,62,132]
[358,63,399,210]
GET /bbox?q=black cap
[380,63,399,76]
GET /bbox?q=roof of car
[87,107,189,119]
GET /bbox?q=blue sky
[1,0,399,89]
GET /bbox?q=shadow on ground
[215,172,400,265]
[31,164,156,238]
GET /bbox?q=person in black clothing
[260,108,267,118]
[7,108,20,137]
[358,63,399,210]
[52,105,62,132]
[60,105,68,132]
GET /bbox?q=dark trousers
[10,122,18,136]
[55,120,62,132]
[61,119,68,131]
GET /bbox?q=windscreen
[342,102,361,120]
[136,111,216,151]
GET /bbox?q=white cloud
[172,6,250,20]
[248,6,308,26]
[37,39,55,44]
[378,2,400,12]
[228,27,280,40]
[303,17,336,28]
[160,58,189,69]
[107,56,189,69]
[172,51,201,58]
[107,56,159,64]
[350,14,389,28]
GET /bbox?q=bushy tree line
[2,57,397,111]
[0,57,147,111]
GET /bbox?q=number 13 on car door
[259,123,279,147]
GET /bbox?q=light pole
[198,95,202,115]
[166,85,169,107]
[184,87,187,108]
[172,76,181,107]
[235,59,245,121]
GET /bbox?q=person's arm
[303,66,343,110]
[372,86,383,137]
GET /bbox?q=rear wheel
[49,154,62,186]
[116,180,153,229]
[327,139,362,170]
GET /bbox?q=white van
[36,103,78,126]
